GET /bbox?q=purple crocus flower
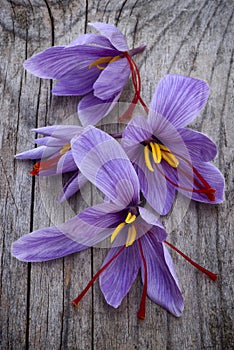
[15,125,87,202]
[12,126,184,319]
[122,74,225,215]
[24,22,146,126]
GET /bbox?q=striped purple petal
[68,33,114,48]
[93,58,130,100]
[179,128,217,162]
[99,244,141,308]
[32,125,83,140]
[58,172,87,203]
[11,227,87,262]
[15,146,51,160]
[71,126,140,207]
[78,91,121,126]
[149,75,210,129]
[24,45,119,80]
[89,22,128,51]
[134,151,176,215]
[140,234,184,317]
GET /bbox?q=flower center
[143,142,179,172]
[110,211,138,247]
[29,143,71,176]
[143,141,216,202]
[89,55,121,70]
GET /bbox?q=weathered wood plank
[0,0,233,349]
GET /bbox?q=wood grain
[0,0,233,349]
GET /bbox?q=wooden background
[0,0,233,349]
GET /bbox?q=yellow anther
[89,56,112,69]
[158,144,179,168]
[60,144,71,155]
[159,144,170,152]
[126,225,137,247]
[150,142,162,163]
[110,222,125,243]
[96,64,105,70]
[109,55,121,64]
[89,55,121,70]
[144,145,154,172]
[161,151,179,168]
[125,212,137,224]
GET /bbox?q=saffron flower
[122,74,225,215]
[12,126,184,318]
[15,125,87,202]
[24,22,146,126]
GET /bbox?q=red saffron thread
[72,245,126,307]
[154,150,216,201]
[137,238,148,320]
[29,154,62,176]
[164,240,217,281]
[119,52,148,122]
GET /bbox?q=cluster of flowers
[12,23,225,319]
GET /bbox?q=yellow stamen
[125,212,137,224]
[60,144,71,155]
[126,224,137,247]
[110,222,125,243]
[150,142,162,163]
[144,145,154,172]
[159,144,170,152]
[161,151,179,168]
[96,64,105,70]
[89,55,121,70]
[109,55,121,64]
[158,144,179,168]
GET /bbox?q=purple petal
[58,171,87,203]
[52,67,100,96]
[122,115,153,144]
[162,153,224,204]
[149,75,210,129]
[24,45,118,80]
[60,202,123,245]
[35,137,64,147]
[78,91,121,126]
[13,202,123,262]
[68,33,114,48]
[187,160,225,203]
[32,125,83,140]
[138,207,165,233]
[11,227,87,262]
[179,128,217,162]
[99,244,141,308]
[89,22,128,51]
[93,58,130,100]
[57,150,77,174]
[134,151,176,215]
[15,146,51,160]
[140,234,184,317]
[71,127,140,207]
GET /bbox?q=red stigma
[72,245,125,307]
[165,240,218,281]
[155,150,216,202]
[137,238,148,320]
[29,154,62,176]
[119,52,148,122]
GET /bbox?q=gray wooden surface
[0,0,233,349]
